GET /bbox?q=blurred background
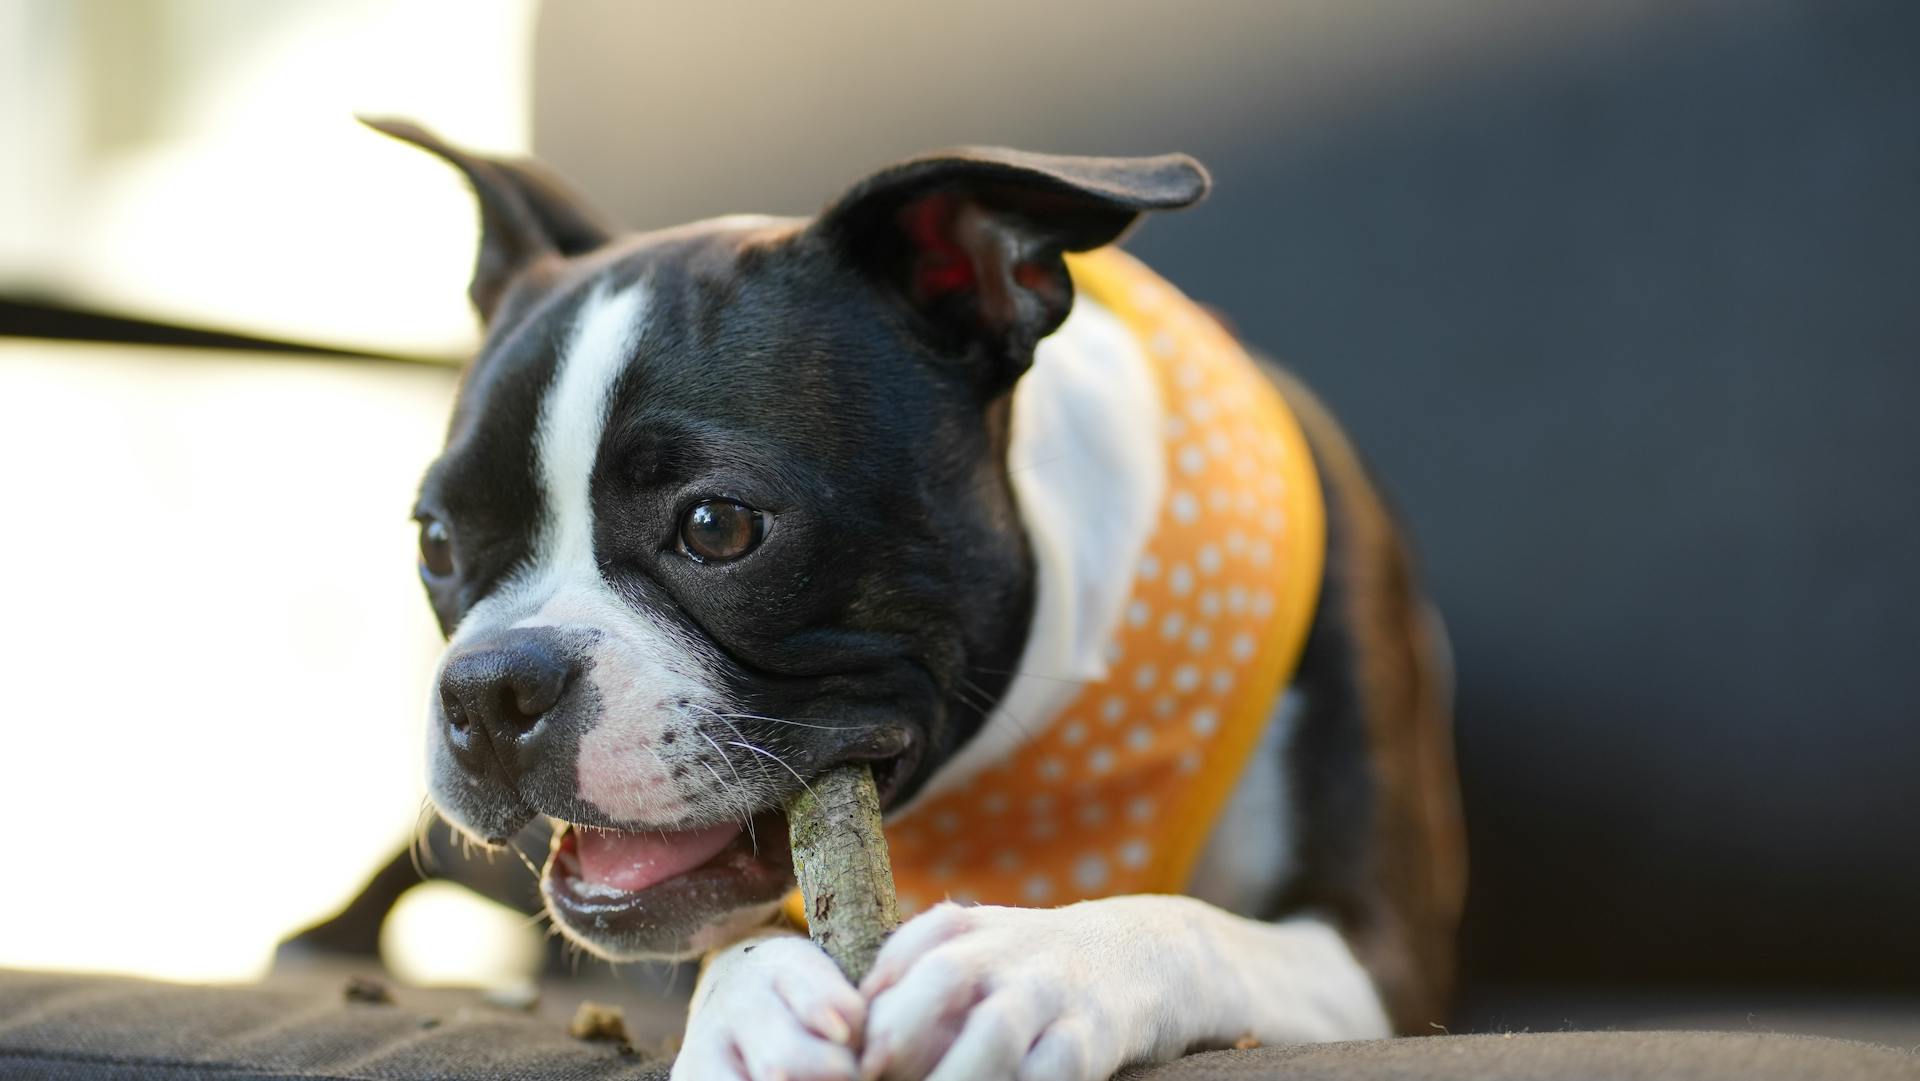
[1,0,1915,1044]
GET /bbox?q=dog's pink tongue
[574,823,740,892]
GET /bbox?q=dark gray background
[529,0,1920,989]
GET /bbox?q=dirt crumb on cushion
[1233,1033,1263,1050]
[568,1000,632,1046]
[342,975,393,1005]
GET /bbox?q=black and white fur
[367,119,1465,1080]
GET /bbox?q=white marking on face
[428,280,744,832]
[536,281,646,573]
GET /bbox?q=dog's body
[370,120,1465,1080]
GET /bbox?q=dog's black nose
[439,628,578,781]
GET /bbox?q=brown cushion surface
[1122,1032,1919,1081]
[3,969,1916,1080]
[0,969,669,1080]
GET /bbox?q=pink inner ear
[1013,262,1052,290]
[905,192,978,298]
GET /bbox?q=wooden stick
[786,764,899,984]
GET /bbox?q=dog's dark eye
[679,500,770,563]
[418,516,455,579]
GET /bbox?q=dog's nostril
[511,674,567,722]
[494,684,544,736]
[440,688,472,734]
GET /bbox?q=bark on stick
[786,764,899,984]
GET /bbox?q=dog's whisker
[450,822,478,863]
[704,773,761,852]
[408,798,437,881]
[507,840,542,880]
[686,703,763,744]
[691,757,732,804]
[695,788,754,851]
[647,742,756,839]
[954,676,1001,717]
[691,729,757,848]
[693,706,808,723]
[951,684,996,723]
[722,740,815,800]
[693,709,790,779]
[959,673,1038,743]
[961,452,1067,498]
[694,729,746,788]
[704,711,885,732]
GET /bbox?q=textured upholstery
[1118,1033,1920,1081]
[5,969,1917,1081]
[0,969,668,1080]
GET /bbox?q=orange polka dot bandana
[792,247,1325,920]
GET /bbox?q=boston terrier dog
[368,118,1465,1081]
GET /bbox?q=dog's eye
[418,516,455,579]
[679,500,770,563]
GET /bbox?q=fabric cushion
[0,969,668,1080]
[3,969,1915,1080]
[1121,1032,1919,1080]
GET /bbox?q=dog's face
[376,121,1206,959]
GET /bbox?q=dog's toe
[676,934,862,1081]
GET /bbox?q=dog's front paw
[857,903,1135,1081]
[674,933,864,1081]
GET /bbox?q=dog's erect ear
[360,117,616,323]
[813,147,1209,391]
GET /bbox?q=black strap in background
[0,294,455,364]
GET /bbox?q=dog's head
[372,119,1207,959]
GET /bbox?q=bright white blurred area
[0,0,538,355]
[0,341,462,980]
[0,0,547,985]
[382,881,546,989]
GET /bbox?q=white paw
[857,903,1133,1081]
[674,933,864,1081]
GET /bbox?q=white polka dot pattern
[845,247,1326,916]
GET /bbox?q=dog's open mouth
[563,820,748,894]
[537,749,916,957]
[541,811,796,955]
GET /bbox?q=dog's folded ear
[813,147,1209,392]
[360,117,616,324]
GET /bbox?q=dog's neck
[907,296,1165,808]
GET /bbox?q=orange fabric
[787,247,1325,921]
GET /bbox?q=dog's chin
[539,811,796,960]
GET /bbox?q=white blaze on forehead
[535,280,648,574]
[445,280,650,646]
[443,281,645,645]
